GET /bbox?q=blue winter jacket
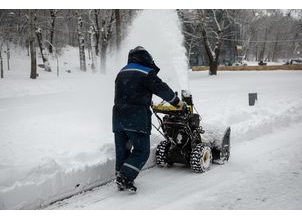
[112,63,179,134]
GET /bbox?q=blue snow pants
[114,130,150,182]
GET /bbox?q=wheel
[155,141,170,167]
[190,144,212,173]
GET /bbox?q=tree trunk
[35,28,51,72]
[99,10,115,74]
[201,28,220,75]
[49,9,56,54]
[99,27,106,73]
[100,42,107,74]
[29,10,37,79]
[129,10,133,23]
[210,44,222,76]
[77,16,86,71]
[259,28,268,61]
[94,9,100,56]
[89,26,97,71]
[26,39,30,56]
[6,43,10,71]
[0,51,3,78]
[88,46,91,60]
[88,10,99,72]
[254,31,259,61]
[209,61,218,75]
[291,32,299,58]
[36,29,45,63]
[115,9,121,51]
[272,38,278,62]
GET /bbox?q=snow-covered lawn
[1,65,302,209]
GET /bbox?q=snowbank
[0,137,161,209]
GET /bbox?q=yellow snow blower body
[151,102,193,114]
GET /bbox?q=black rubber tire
[155,141,170,167]
[190,144,212,173]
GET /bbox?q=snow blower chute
[151,90,231,173]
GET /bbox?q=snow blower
[151,90,231,173]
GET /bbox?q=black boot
[115,173,137,192]
[115,172,125,191]
[124,180,137,192]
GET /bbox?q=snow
[1,60,302,209]
[0,48,116,209]
[106,10,189,93]
[0,9,302,209]
[188,70,302,144]
[46,122,302,209]
[44,70,302,210]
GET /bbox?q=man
[112,46,183,192]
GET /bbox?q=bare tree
[48,9,58,54]
[88,25,97,71]
[77,15,86,71]
[35,27,51,72]
[1,9,301,77]
[92,9,100,56]
[0,10,16,78]
[99,10,115,73]
[0,9,138,77]
[29,10,37,79]
[6,43,10,70]
[0,44,3,78]
[88,10,101,71]
[0,37,6,78]
[197,9,234,75]
[0,28,5,78]
[180,9,302,67]
[115,9,121,51]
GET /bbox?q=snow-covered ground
[1,9,302,210]
[46,122,302,209]
[44,69,302,210]
[1,54,302,209]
